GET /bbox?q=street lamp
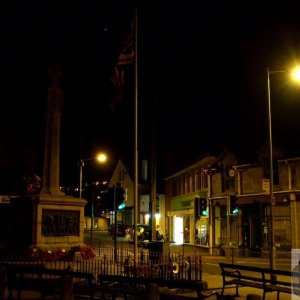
[78,152,108,244]
[79,152,108,199]
[266,66,300,270]
[79,158,84,200]
[291,67,300,81]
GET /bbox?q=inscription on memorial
[42,209,80,236]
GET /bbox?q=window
[172,178,177,197]
[182,176,185,194]
[291,164,296,187]
[185,174,188,194]
[195,170,199,190]
[201,171,208,189]
[177,177,181,195]
[262,157,269,179]
[198,168,202,189]
[273,159,279,185]
[191,171,195,192]
[262,156,279,185]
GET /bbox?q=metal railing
[0,247,203,283]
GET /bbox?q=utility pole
[90,187,95,245]
[113,185,117,261]
[150,113,157,242]
[133,3,139,268]
[79,158,84,199]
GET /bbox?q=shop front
[209,197,226,255]
[237,194,292,256]
[195,218,209,246]
[168,194,212,246]
[169,210,194,244]
[168,196,196,244]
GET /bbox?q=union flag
[110,30,134,110]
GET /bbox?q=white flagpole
[133,3,139,268]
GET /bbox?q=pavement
[201,272,294,299]
[159,252,294,299]
[199,254,294,299]
[2,248,296,299]
[157,271,296,300]
[3,274,297,300]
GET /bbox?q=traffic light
[230,195,239,214]
[115,185,126,209]
[102,185,127,211]
[199,198,208,216]
[119,188,127,209]
[103,187,114,211]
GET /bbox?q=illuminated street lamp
[78,152,108,244]
[291,67,300,81]
[266,66,300,270]
[96,152,108,164]
[79,152,108,199]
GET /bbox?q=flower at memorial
[69,245,95,260]
[24,245,95,261]
[25,247,69,261]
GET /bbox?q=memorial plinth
[31,64,87,250]
[32,194,86,249]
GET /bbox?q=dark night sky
[2,1,300,189]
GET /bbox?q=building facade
[164,149,300,256]
[108,159,166,236]
[164,155,216,246]
[232,156,300,255]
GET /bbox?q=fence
[0,246,203,283]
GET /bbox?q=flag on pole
[110,31,134,110]
[117,33,134,65]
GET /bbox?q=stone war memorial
[31,64,87,250]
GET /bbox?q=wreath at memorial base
[24,245,95,261]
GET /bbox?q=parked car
[134,224,164,241]
[136,224,151,240]
[108,223,131,237]
[129,224,164,248]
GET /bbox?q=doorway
[242,203,265,256]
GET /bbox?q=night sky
[2,1,300,190]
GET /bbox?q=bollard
[146,283,159,300]
[62,274,73,300]
[199,255,202,281]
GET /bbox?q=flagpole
[133,2,139,269]
[151,102,157,242]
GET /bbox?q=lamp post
[113,185,117,261]
[78,152,108,244]
[79,152,108,199]
[266,66,300,270]
[79,158,84,200]
[266,67,280,270]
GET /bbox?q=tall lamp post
[79,152,108,244]
[266,66,300,270]
[266,67,280,270]
[79,158,84,200]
